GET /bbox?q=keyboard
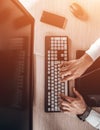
[45,36,69,112]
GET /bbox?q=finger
[60,95,74,103]
[60,71,72,77]
[60,64,72,72]
[61,102,71,107]
[60,93,66,98]
[60,105,72,112]
[60,106,70,111]
[59,99,72,109]
[60,60,76,68]
[64,97,73,103]
[60,73,72,82]
[73,87,82,99]
[61,106,70,111]
[62,107,77,115]
[58,93,64,97]
[63,111,70,114]
[60,67,69,72]
[58,99,63,106]
[60,75,75,82]
[60,63,73,72]
[60,107,73,114]
[60,61,70,68]
[58,98,63,102]
[58,98,69,107]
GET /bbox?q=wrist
[79,106,87,115]
[80,53,93,67]
[77,106,92,121]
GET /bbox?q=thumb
[73,87,82,99]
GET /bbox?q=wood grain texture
[30,0,100,130]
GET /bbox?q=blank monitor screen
[75,50,100,107]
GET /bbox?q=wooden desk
[31,0,100,129]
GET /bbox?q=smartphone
[40,11,67,29]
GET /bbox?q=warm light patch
[19,0,37,9]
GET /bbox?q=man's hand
[60,53,93,81]
[59,88,87,115]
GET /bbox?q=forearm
[86,38,100,61]
[80,53,93,68]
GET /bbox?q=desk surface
[30,0,100,130]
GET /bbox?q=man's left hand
[59,88,87,115]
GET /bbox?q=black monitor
[0,1,34,130]
[75,50,100,107]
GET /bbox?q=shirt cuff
[86,110,100,129]
[86,38,100,61]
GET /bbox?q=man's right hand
[60,53,93,81]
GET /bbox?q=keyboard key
[51,87,54,90]
[51,80,54,83]
[48,103,51,106]
[55,92,58,96]
[51,105,54,107]
[51,98,54,101]
[48,87,50,90]
[62,90,65,93]
[55,79,57,82]
[48,71,50,74]
[48,108,51,111]
[48,50,50,53]
[51,73,54,76]
[55,103,58,106]
[51,91,54,94]
[55,89,57,92]
[48,95,50,99]
[51,37,54,40]
[51,108,54,111]
[55,86,57,89]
